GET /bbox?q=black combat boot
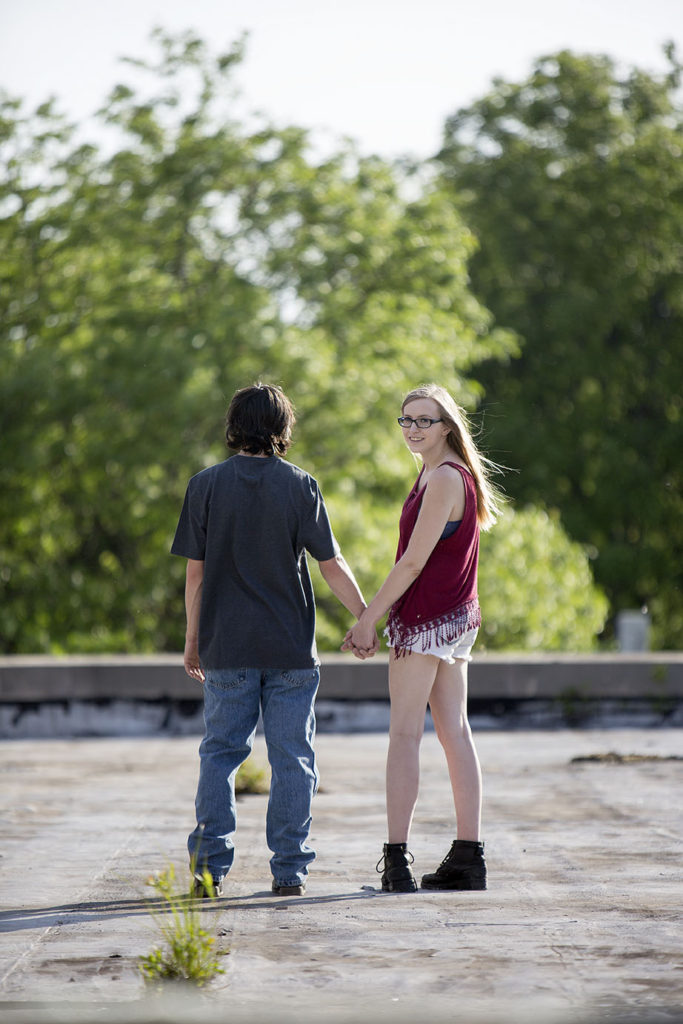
[376,842,418,893]
[420,840,487,891]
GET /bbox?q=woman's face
[399,398,449,457]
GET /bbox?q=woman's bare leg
[427,657,482,841]
[386,651,440,843]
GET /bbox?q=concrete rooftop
[1,728,682,1024]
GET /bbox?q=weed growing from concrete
[235,755,270,795]
[139,864,226,988]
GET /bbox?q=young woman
[343,383,502,893]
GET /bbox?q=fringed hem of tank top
[386,599,482,658]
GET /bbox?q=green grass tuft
[235,755,270,795]
[139,864,227,988]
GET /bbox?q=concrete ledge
[1,652,682,702]
[319,652,683,701]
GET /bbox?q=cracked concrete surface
[0,729,681,1023]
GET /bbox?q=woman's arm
[343,467,464,652]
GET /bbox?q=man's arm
[318,553,379,658]
[318,553,365,618]
[184,558,205,682]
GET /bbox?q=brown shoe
[192,875,224,898]
[271,881,306,896]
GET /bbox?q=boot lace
[438,843,481,871]
[375,849,415,873]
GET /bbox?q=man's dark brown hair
[225,383,295,456]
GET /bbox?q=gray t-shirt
[171,455,339,669]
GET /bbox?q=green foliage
[437,48,683,647]
[478,506,608,650]
[234,756,270,795]
[0,30,608,654]
[139,864,225,988]
[0,31,512,653]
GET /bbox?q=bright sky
[1,0,681,159]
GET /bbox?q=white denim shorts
[385,626,479,664]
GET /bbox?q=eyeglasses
[397,416,443,429]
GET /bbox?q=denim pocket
[204,669,248,692]
[281,668,320,690]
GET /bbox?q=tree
[438,48,683,647]
[0,31,606,654]
[1,35,278,651]
[478,506,608,650]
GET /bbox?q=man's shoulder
[281,459,324,499]
[184,460,232,497]
[276,458,316,484]
[186,457,321,507]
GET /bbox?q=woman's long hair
[402,384,504,530]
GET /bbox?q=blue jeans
[188,666,320,887]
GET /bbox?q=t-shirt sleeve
[170,478,207,560]
[300,479,340,562]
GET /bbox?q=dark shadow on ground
[0,889,384,933]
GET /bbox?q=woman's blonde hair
[402,383,504,530]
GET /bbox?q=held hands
[341,613,380,660]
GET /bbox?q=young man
[171,383,373,897]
